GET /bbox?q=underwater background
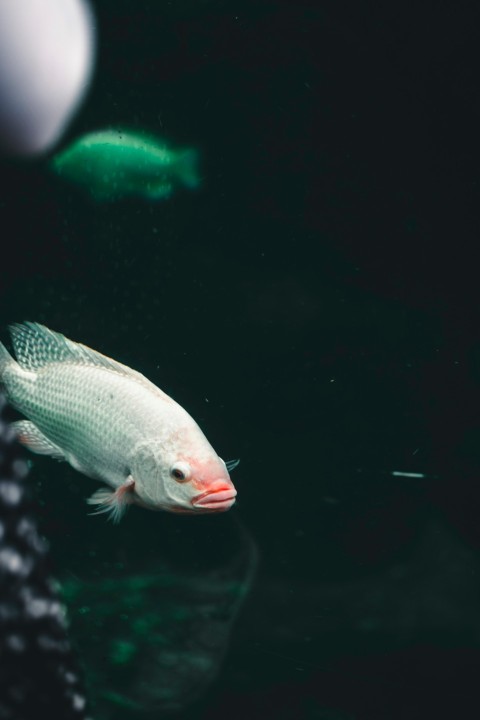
[2,1,480,718]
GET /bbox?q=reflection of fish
[51,129,200,200]
[59,515,257,716]
[0,323,238,522]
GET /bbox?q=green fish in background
[51,128,200,200]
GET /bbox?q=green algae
[109,639,138,666]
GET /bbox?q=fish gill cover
[0,392,90,720]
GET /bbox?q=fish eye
[170,462,191,482]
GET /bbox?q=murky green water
[1,1,480,718]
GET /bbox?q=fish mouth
[191,487,237,511]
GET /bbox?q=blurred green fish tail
[175,148,200,189]
[0,341,14,380]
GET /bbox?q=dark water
[1,1,480,718]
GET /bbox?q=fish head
[177,455,238,514]
[131,441,237,514]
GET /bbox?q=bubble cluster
[0,392,89,719]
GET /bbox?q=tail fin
[0,341,14,381]
[175,148,200,189]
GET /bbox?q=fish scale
[13,364,179,481]
[0,323,238,522]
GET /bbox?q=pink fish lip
[191,486,237,510]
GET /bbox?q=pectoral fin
[12,420,66,460]
[86,476,135,523]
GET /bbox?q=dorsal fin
[9,322,76,369]
[8,323,171,401]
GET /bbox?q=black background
[2,1,480,718]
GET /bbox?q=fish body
[51,129,199,200]
[0,323,237,521]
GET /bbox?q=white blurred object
[0,0,95,156]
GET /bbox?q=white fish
[0,323,238,522]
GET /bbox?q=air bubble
[12,459,28,479]
[72,693,86,711]
[0,480,22,505]
[6,634,26,653]
[0,546,25,574]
